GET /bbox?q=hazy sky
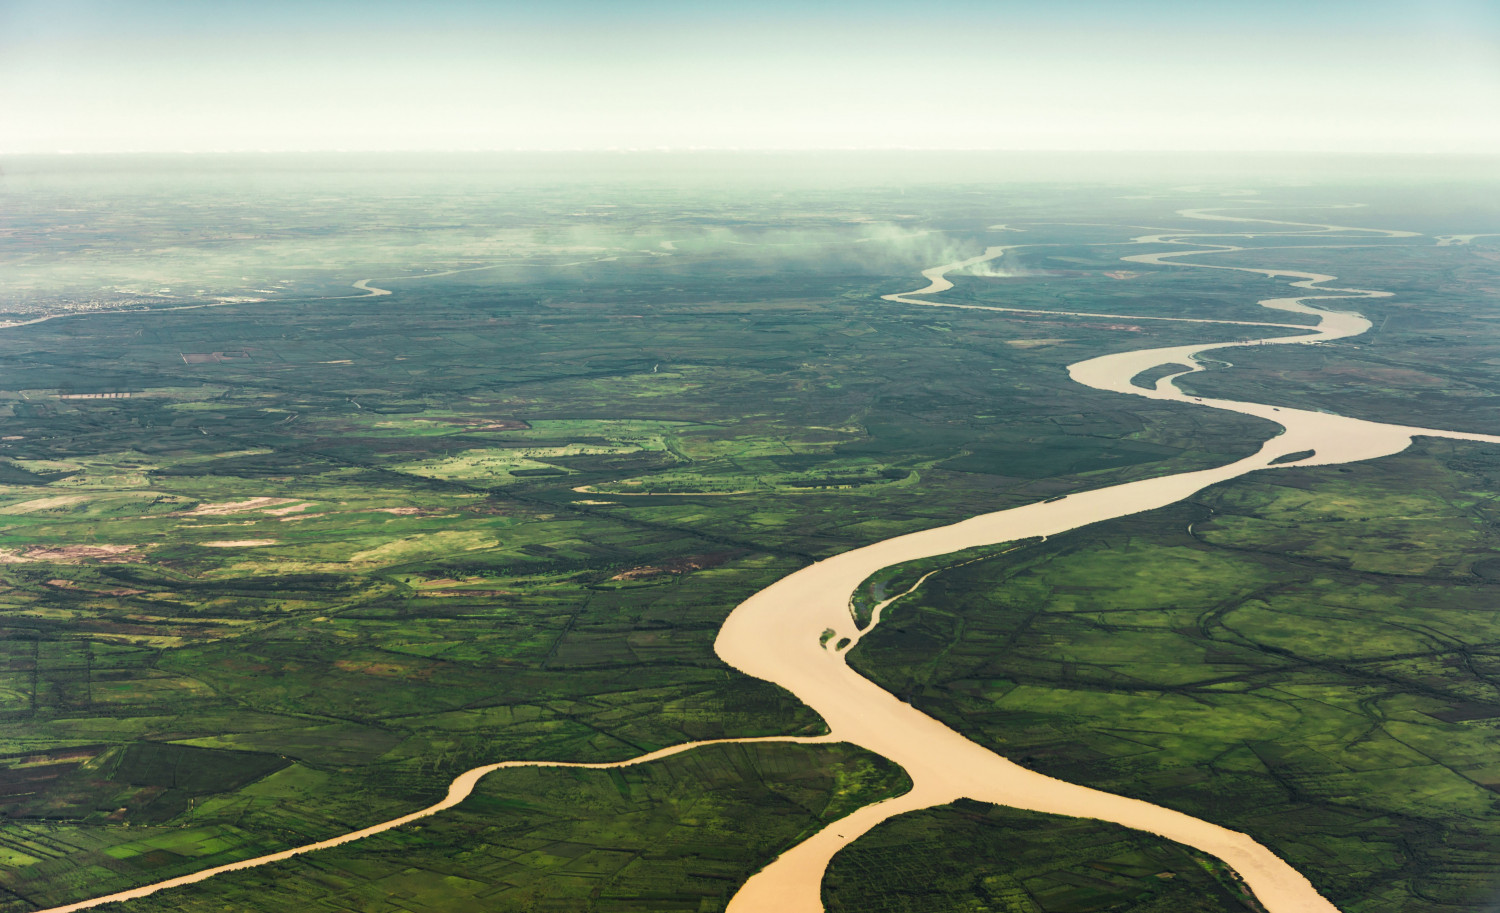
[4,0,1498,154]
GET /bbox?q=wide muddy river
[38,209,1500,913]
[718,211,1500,913]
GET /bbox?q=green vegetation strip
[825,801,1254,913]
[850,440,1500,913]
[91,742,909,913]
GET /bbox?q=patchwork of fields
[2,166,1499,911]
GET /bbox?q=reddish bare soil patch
[201,539,277,548]
[10,544,140,564]
[183,497,298,516]
[420,589,514,598]
[46,578,145,597]
[609,550,740,581]
[332,659,433,680]
[262,502,312,516]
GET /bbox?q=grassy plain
[851,440,1500,912]
[0,171,1289,910]
[1,160,1498,910]
[825,801,1254,913]
[25,742,909,913]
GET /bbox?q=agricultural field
[12,741,910,913]
[1,156,1498,910]
[825,801,1255,913]
[851,439,1500,912]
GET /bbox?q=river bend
[717,209,1500,912]
[34,207,1500,913]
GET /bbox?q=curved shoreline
[716,210,1500,913]
[30,735,837,913]
[27,207,1500,913]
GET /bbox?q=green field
[825,801,1255,913]
[11,742,909,913]
[2,160,1499,910]
[851,439,1500,911]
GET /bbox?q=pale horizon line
[6,148,1499,158]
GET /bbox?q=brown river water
[40,209,1499,913]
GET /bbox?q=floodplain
[1,155,1498,911]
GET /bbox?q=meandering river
[35,208,1500,913]
[717,210,1500,912]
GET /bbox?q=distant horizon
[4,1,1496,156]
[8,149,1500,157]
[7,149,1497,186]
[10,144,1499,160]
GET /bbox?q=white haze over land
[1,1,1497,154]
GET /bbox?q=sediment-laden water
[39,209,1500,913]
